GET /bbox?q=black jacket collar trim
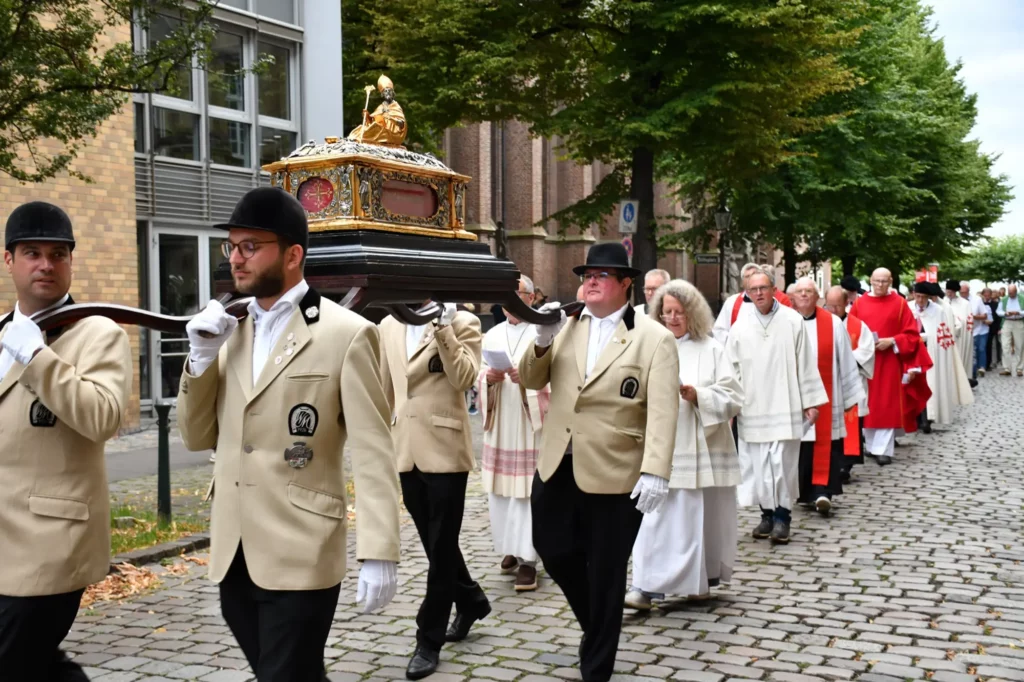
[298,288,321,325]
[624,304,636,331]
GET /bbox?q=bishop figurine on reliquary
[348,74,407,147]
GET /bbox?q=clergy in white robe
[911,284,973,428]
[825,286,875,476]
[791,279,864,516]
[726,272,827,544]
[627,281,744,609]
[711,262,761,344]
[475,277,549,591]
[945,280,974,381]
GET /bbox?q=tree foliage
[0,0,216,183]
[343,0,865,291]
[944,236,1024,285]
[682,0,1012,284]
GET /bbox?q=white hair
[794,276,818,294]
[519,274,535,294]
[645,269,671,285]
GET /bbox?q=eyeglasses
[221,239,278,259]
[747,285,772,294]
[643,286,660,294]
[659,310,686,321]
[869,280,890,286]
[580,271,615,283]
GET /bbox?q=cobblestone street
[76,376,1024,682]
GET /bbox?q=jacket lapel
[227,317,255,403]
[408,323,435,364]
[585,319,633,386]
[573,318,588,382]
[247,288,322,404]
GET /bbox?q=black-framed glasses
[580,271,614,283]
[221,238,278,259]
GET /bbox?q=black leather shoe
[752,516,773,539]
[406,646,439,680]
[770,519,790,544]
[877,455,892,466]
[445,603,492,642]
[579,632,586,660]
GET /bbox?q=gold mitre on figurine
[377,74,394,92]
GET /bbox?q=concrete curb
[108,532,210,572]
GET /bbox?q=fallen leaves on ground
[164,562,190,576]
[80,563,161,608]
[184,555,209,566]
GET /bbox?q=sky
[925,0,1023,238]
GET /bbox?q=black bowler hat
[913,281,932,295]
[572,242,640,278]
[840,275,864,294]
[929,282,945,297]
[5,201,75,252]
[945,279,960,292]
[214,187,308,253]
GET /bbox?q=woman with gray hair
[626,280,744,610]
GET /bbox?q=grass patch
[110,505,207,555]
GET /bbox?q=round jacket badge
[284,442,314,469]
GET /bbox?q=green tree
[0,0,217,183]
[344,0,864,298]
[686,0,1011,286]
[945,236,1024,284]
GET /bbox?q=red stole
[843,314,862,456]
[731,294,745,325]
[775,290,793,308]
[812,309,834,486]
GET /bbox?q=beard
[235,261,285,298]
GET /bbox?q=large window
[135,22,299,170]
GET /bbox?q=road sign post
[619,200,638,234]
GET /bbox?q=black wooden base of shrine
[213,230,574,325]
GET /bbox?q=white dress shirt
[581,303,629,378]
[0,294,69,382]
[406,324,428,360]
[998,296,1023,318]
[249,279,309,385]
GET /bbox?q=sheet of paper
[482,348,514,371]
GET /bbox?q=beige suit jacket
[519,305,678,494]
[176,289,401,591]
[379,311,481,473]
[0,307,131,597]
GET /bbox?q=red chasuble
[848,293,920,429]
[812,309,834,486]
[843,313,863,456]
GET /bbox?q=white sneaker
[624,589,653,611]
[815,495,832,515]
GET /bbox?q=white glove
[356,559,398,614]
[1,316,45,365]
[437,302,458,327]
[185,300,238,376]
[630,473,669,514]
[534,301,567,348]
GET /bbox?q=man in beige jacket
[379,302,491,680]
[0,201,132,681]
[176,187,401,682]
[520,242,679,682]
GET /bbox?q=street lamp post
[715,207,733,303]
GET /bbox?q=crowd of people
[1,188,1013,682]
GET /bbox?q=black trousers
[532,456,643,682]
[798,439,845,502]
[0,589,88,681]
[401,468,489,652]
[219,545,340,682]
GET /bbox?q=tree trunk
[782,223,797,288]
[841,254,856,278]
[631,146,656,305]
